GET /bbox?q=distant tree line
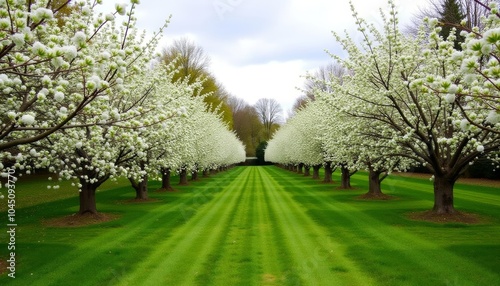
[161,38,285,157]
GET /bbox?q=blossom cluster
[0,0,245,193]
[266,0,499,188]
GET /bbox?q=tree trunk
[323,162,333,183]
[340,165,352,189]
[312,165,321,179]
[79,180,98,215]
[303,165,311,177]
[179,169,189,185]
[432,175,457,214]
[129,175,148,200]
[160,168,174,192]
[203,169,210,177]
[78,172,109,215]
[297,163,304,174]
[367,167,383,195]
[191,170,199,181]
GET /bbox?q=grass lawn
[0,166,499,285]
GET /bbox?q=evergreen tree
[439,0,466,50]
[255,141,268,165]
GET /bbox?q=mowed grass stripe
[116,167,252,285]
[202,167,258,285]
[21,169,242,286]
[25,200,187,286]
[267,166,499,285]
[4,166,498,286]
[261,167,375,286]
[380,174,500,207]
[254,166,295,285]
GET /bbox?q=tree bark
[367,167,383,195]
[160,168,174,192]
[78,175,107,215]
[312,165,321,179]
[203,169,210,177]
[432,175,457,214]
[303,165,311,176]
[129,175,148,200]
[340,165,353,189]
[179,169,189,185]
[323,162,334,183]
[79,180,98,215]
[297,163,304,174]
[191,170,199,181]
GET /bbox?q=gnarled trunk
[312,165,321,179]
[432,175,457,214]
[129,175,148,200]
[323,162,334,183]
[303,165,311,177]
[179,169,189,185]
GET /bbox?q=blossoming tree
[4,0,190,215]
[323,0,499,213]
[265,100,327,180]
[0,0,168,154]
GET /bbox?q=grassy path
[1,166,499,285]
[266,168,499,285]
[115,166,372,285]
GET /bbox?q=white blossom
[72,31,86,46]
[11,33,25,47]
[32,42,47,57]
[62,46,78,60]
[105,13,115,21]
[31,8,53,22]
[115,3,128,15]
[444,93,456,104]
[54,91,65,102]
[21,114,35,125]
[486,111,499,125]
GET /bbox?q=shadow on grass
[445,244,500,275]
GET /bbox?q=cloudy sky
[99,0,424,116]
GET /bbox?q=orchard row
[0,1,245,214]
[266,0,500,214]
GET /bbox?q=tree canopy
[266,0,500,214]
[160,38,233,128]
[0,0,245,214]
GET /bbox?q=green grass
[0,166,499,285]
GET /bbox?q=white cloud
[211,57,311,112]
